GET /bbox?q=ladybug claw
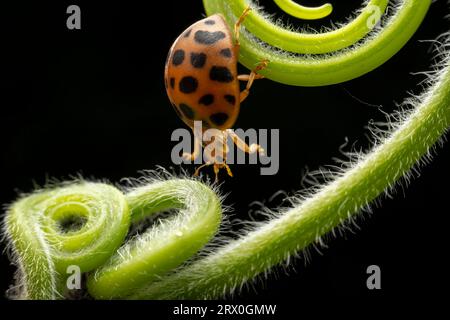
[182,152,195,162]
[194,162,213,177]
[224,164,233,177]
[249,143,265,156]
[212,164,233,182]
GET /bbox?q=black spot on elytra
[179,103,195,120]
[224,94,236,106]
[220,48,232,58]
[204,19,216,25]
[172,49,185,66]
[170,78,175,89]
[191,52,207,68]
[199,94,214,106]
[194,30,226,45]
[184,29,192,38]
[179,76,198,93]
[210,112,229,126]
[210,66,234,82]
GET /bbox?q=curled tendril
[126,32,450,299]
[273,0,333,20]
[3,183,130,299]
[87,179,222,299]
[3,178,222,299]
[203,0,431,86]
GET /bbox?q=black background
[1,0,449,303]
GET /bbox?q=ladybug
[164,7,268,180]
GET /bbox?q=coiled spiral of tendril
[3,179,222,299]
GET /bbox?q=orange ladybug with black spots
[164,8,268,179]
[165,14,240,130]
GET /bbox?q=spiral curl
[3,178,222,299]
[3,182,130,299]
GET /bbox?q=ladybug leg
[194,162,212,177]
[238,59,269,103]
[234,5,252,52]
[213,165,220,182]
[182,134,202,162]
[226,129,265,156]
[222,163,233,178]
[212,133,233,181]
[196,132,233,181]
[213,164,233,182]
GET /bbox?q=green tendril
[273,0,333,20]
[3,183,130,299]
[203,0,431,86]
[124,36,450,300]
[87,179,222,299]
[3,179,222,299]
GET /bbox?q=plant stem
[204,0,431,86]
[3,183,130,299]
[128,36,450,302]
[87,179,222,299]
[3,179,222,300]
[273,0,333,20]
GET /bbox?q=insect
[164,7,268,181]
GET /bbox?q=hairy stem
[129,40,450,299]
[3,183,130,299]
[3,179,222,299]
[87,179,222,299]
[272,0,333,20]
[204,0,431,86]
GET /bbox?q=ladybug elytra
[164,7,268,180]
